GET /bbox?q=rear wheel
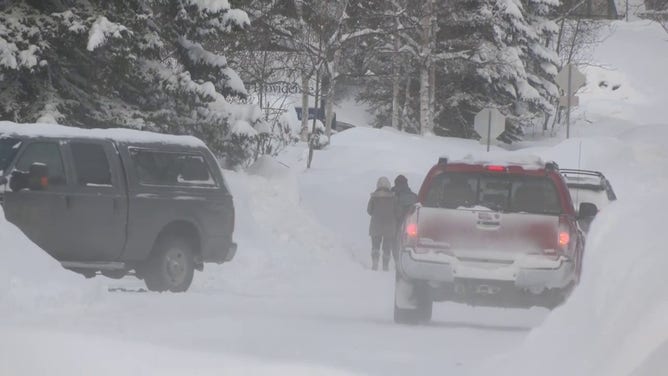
[144,237,195,293]
[394,273,433,324]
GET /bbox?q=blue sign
[295,107,325,121]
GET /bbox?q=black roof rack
[560,168,617,201]
[545,161,559,171]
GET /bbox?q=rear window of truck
[424,172,562,215]
[129,148,217,187]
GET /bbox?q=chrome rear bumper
[398,248,575,290]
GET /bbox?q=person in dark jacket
[393,175,418,220]
[367,176,397,271]
[392,174,418,263]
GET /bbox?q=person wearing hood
[392,175,418,220]
[392,174,418,262]
[367,176,397,271]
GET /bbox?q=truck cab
[0,122,236,292]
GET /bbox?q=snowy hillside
[2,18,668,376]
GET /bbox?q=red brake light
[406,223,418,238]
[558,231,570,247]
[486,165,506,172]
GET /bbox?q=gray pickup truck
[0,122,236,292]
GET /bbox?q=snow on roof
[444,152,548,169]
[0,121,207,148]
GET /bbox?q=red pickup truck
[394,156,598,324]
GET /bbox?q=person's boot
[382,256,390,271]
[371,254,379,271]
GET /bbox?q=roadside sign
[474,108,506,152]
[559,95,580,107]
[556,64,586,95]
[556,64,586,139]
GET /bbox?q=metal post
[566,65,572,139]
[487,110,492,152]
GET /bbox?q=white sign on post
[474,108,506,152]
[556,64,586,139]
[556,64,586,95]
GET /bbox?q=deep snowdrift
[0,206,101,312]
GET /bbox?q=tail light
[403,209,420,248]
[406,222,418,238]
[486,165,507,172]
[558,231,570,247]
[557,215,573,251]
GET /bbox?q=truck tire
[144,237,195,293]
[394,273,433,324]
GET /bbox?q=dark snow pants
[371,236,392,266]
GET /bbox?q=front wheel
[144,237,195,293]
[394,272,433,324]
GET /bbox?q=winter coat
[367,188,398,238]
[393,184,418,222]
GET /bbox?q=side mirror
[578,202,598,219]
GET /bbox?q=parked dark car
[394,157,598,324]
[560,168,616,233]
[0,122,236,292]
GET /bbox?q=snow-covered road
[3,279,546,375]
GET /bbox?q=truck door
[3,140,71,259]
[59,140,128,261]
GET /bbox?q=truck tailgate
[416,207,560,257]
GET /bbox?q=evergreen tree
[0,0,263,167]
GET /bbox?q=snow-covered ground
[2,19,668,376]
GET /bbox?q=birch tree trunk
[429,57,436,133]
[391,13,401,130]
[324,47,341,141]
[300,70,310,142]
[419,0,434,135]
[419,65,430,135]
[401,74,411,131]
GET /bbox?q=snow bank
[578,21,668,126]
[247,155,292,179]
[0,207,101,313]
